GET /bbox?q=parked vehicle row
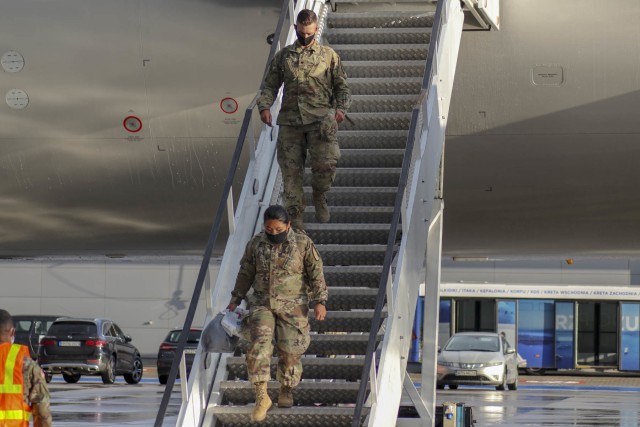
[13,314,204,385]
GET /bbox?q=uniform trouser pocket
[274,304,310,388]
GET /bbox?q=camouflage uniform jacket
[257,40,351,126]
[23,356,52,427]
[230,229,328,310]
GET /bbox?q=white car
[437,332,518,391]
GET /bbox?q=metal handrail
[351,1,447,425]
[153,1,293,425]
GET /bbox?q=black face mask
[296,32,315,46]
[266,229,288,245]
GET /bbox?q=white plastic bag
[221,307,248,337]
[202,313,238,353]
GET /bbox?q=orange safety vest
[0,343,31,427]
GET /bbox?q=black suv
[157,328,202,385]
[12,315,61,359]
[38,318,143,384]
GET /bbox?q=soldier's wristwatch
[315,300,326,307]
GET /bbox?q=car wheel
[496,369,507,391]
[159,375,168,385]
[436,384,445,390]
[44,373,53,383]
[62,373,81,384]
[525,367,546,375]
[449,385,458,390]
[508,370,518,391]
[101,354,117,384]
[124,356,143,384]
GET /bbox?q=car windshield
[444,335,499,352]
[166,330,201,344]
[47,322,97,336]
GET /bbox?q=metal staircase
[164,0,469,426]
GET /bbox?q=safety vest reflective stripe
[2,344,20,387]
[0,383,21,393]
[0,410,31,420]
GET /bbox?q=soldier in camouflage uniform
[258,9,352,230]
[227,205,327,422]
[0,310,52,427]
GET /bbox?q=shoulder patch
[312,246,320,261]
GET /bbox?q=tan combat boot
[278,384,294,408]
[251,381,272,422]
[312,191,330,223]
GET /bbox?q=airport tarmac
[47,368,640,426]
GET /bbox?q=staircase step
[311,310,386,333]
[344,61,424,79]
[237,333,383,357]
[324,266,383,288]
[226,356,366,381]
[209,406,368,427]
[348,78,422,96]
[324,287,379,310]
[316,244,390,266]
[349,94,418,112]
[339,149,404,168]
[220,381,362,406]
[328,11,435,29]
[305,223,396,245]
[325,27,431,45]
[305,168,400,188]
[332,44,428,61]
[338,130,408,149]
[305,187,397,207]
[304,206,394,224]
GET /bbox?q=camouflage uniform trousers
[246,304,310,387]
[277,113,340,224]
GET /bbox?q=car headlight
[438,361,456,367]
[479,362,503,367]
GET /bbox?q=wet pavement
[428,374,640,426]
[47,369,640,426]
[48,365,180,426]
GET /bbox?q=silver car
[437,332,518,390]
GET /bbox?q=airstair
[154,0,479,426]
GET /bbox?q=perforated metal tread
[305,168,400,188]
[220,381,363,406]
[236,333,383,356]
[305,223,397,245]
[349,94,418,112]
[328,11,435,29]
[209,406,368,427]
[304,187,397,206]
[226,356,366,381]
[320,287,379,310]
[315,244,391,266]
[332,44,428,61]
[324,27,431,45]
[338,130,408,149]
[304,206,394,224]
[310,310,387,333]
[347,78,423,96]
[323,266,383,288]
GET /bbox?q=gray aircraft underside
[1,0,639,260]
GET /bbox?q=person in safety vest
[0,310,52,427]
